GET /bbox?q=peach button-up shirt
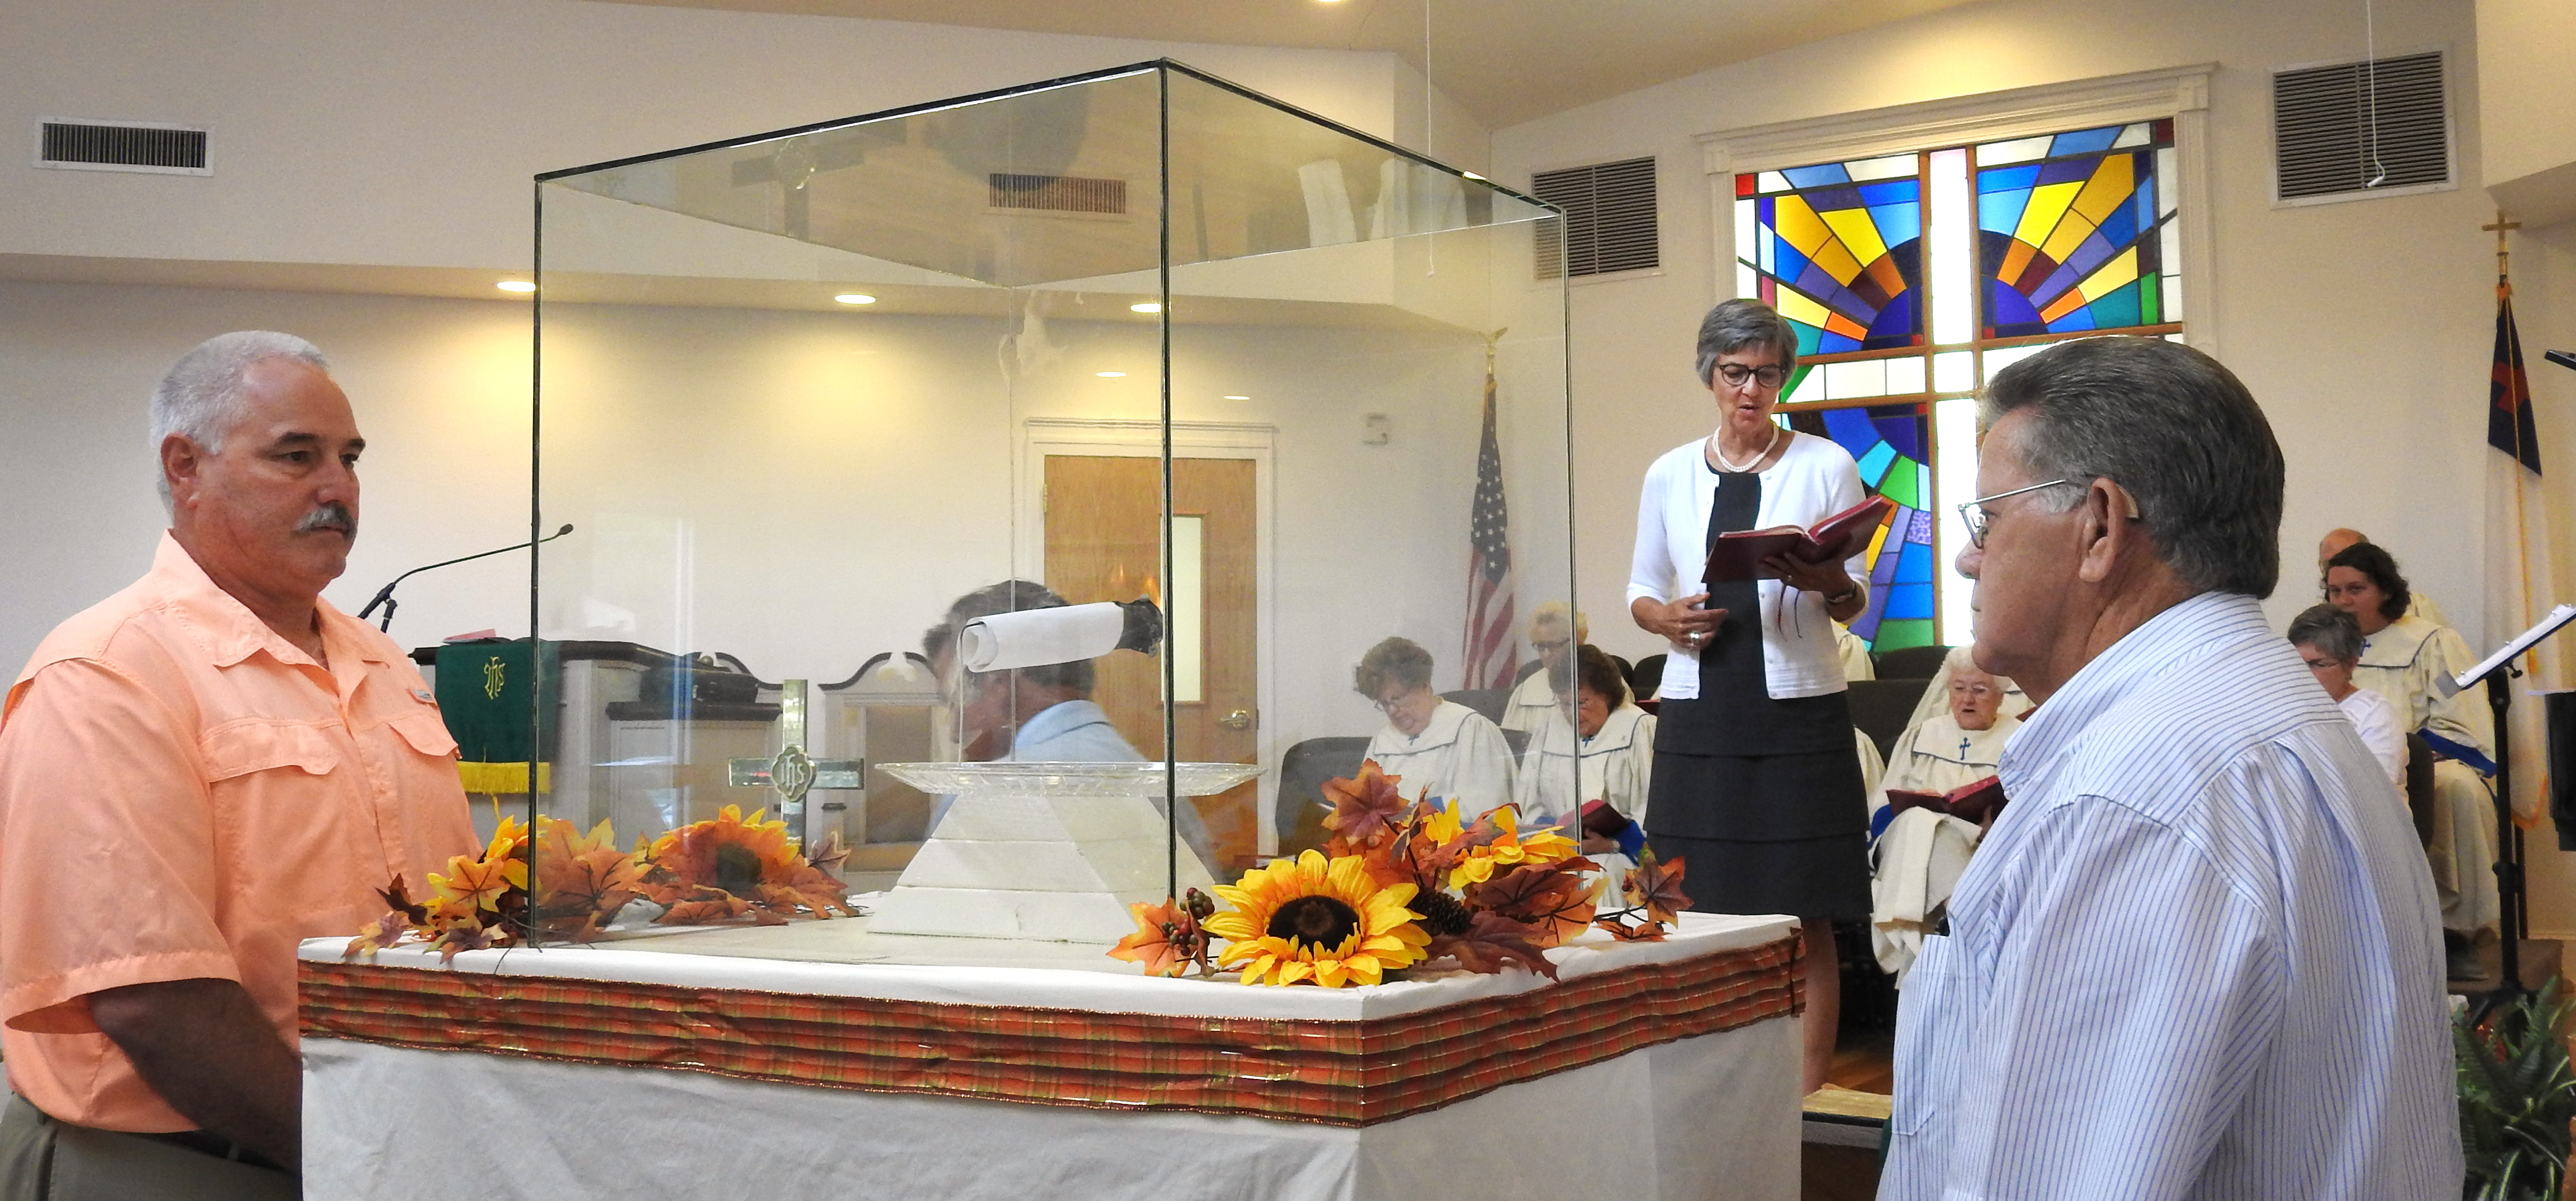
[0,533,475,1131]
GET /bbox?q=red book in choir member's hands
[1883,774,2008,824]
[1701,495,1895,584]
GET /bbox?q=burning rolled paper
[957,597,1163,672]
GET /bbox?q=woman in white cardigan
[1627,299,1873,1095]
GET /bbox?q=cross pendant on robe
[725,678,862,853]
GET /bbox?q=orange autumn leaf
[1108,896,1209,978]
[1594,916,1668,942]
[1465,861,1601,948]
[1426,911,1557,979]
[344,909,410,960]
[1320,760,1410,850]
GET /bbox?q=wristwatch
[1824,585,1860,607]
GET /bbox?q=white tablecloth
[299,914,1803,1200]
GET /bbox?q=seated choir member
[1866,647,2018,981]
[1513,645,1658,829]
[2287,603,2406,790]
[2324,541,2495,976]
[1500,603,1581,733]
[2318,526,2450,625]
[1835,621,1876,681]
[1358,636,1516,813]
[923,580,1219,870]
[1899,640,2029,732]
[1873,646,2021,835]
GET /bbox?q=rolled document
[957,598,1163,672]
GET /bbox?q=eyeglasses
[2299,656,2346,671]
[1531,638,1570,652]
[1713,363,1788,390]
[1956,479,2078,548]
[1373,690,1423,714]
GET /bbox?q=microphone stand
[358,524,575,633]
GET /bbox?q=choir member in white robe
[1513,647,1656,827]
[2319,527,2449,625]
[1881,651,2021,801]
[2327,542,2497,949]
[1899,643,2030,739]
[1500,603,1582,734]
[1835,622,1876,682]
[2288,603,2407,790]
[1357,636,1516,813]
[1868,651,2016,978]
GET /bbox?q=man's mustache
[295,502,356,537]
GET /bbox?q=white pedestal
[865,762,1257,942]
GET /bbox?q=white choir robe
[2353,613,2497,933]
[1511,703,1656,827]
[1836,623,1876,681]
[1882,712,2020,799]
[1498,668,1562,734]
[2337,687,2408,791]
[1366,701,1517,816]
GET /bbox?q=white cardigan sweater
[1626,429,1868,701]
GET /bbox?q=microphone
[2545,350,2575,373]
[358,524,575,633]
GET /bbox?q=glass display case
[520,60,1571,956]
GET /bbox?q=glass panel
[1974,121,2176,338]
[530,62,1569,958]
[1931,349,1976,393]
[1784,403,1934,650]
[1927,148,1974,346]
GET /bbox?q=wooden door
[1044,455,1259,871]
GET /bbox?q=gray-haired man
[1879,337,2457,1199]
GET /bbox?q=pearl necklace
[1708,426,1781,473]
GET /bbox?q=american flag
[1460,344,1519,689]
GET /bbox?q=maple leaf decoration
[344,909,410,960]
[376,876,431,925]
[1465,861,1601,948]
[1623,850,1692,926]
[1319,760,1410,850]
[1427,910,1559,979]
[531,818,644,940]
[1107,895,1211,978]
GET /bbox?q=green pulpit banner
[432,639,560,795]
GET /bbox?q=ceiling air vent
[1531,156,1658,279]
[36,118,210,175]
[2272,51,2450,204]
[988,173,1126,216]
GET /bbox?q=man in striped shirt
[1881,337,2458,1199]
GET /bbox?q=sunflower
[1204,850,1430,987]
[642,805,793,899]
[1439,804,1580,891]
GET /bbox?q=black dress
[1644,467,1871,921]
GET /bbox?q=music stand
[2446,602,2576,1005]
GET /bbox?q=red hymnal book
[1702,495,1895,584]
[1884,775,2008,825]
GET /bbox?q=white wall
[0,0,1493,274]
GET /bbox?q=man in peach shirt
[0,332,476,1197]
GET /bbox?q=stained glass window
[1975,120,2178,337]
[1786,403,1937,651]
[1735,120,2186,649]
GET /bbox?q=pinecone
[1411,888,1473,937]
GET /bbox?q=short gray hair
[1695,299,1799,386]
[2286,603,2363,662]
[1979,336,2284,598]
[150,331,330,508]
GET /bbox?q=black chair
[1627,653,1666,701]
[1276,736,1371,857]
[1873,643,1951,680]
[1512,658,1545,686]
[1847,677,1932,761]
[2403,732,2437,848]
[1501,727,1531,757]
[1442,688,1513,724]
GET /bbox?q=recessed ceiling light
[833,293,876,305]
[1130,302,1162,314]
[1223,395,1251,401]
[1097,371,1127,378]
[496,280,536,293]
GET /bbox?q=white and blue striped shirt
[1880,591,2460,1200]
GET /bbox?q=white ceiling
[578,0,1987,130]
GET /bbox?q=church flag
[1461,342,1519,690]
[2483,279,2560,825]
